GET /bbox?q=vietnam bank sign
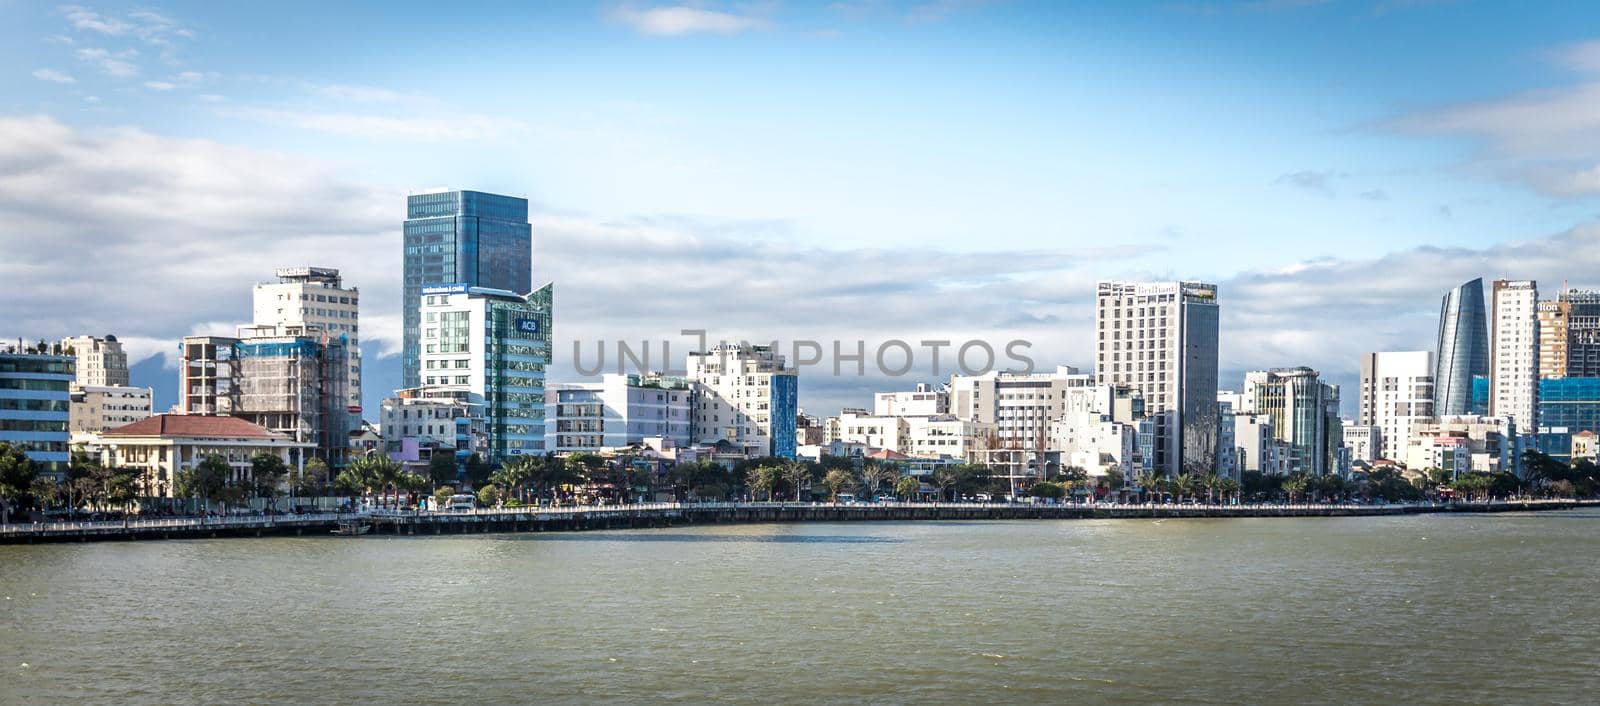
[514,317,540,335]
[421,283,468,295]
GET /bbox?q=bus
[444,494,476,512]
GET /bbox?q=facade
[687,343,798,458]
[949,366,1093,482]
[1231,411,1290,476]
[1434,278,1489,419]
[1535,377,1600,463]
[179,336,241,416]
[545,373,693,454]
[1357,351,1434,460]
[69,385,153,441]
[402,190,533,390]
[253,267,362,417]
[61,335,130,387]
[1094,280,1220,476]
[0,352,73,478]
[1489,279,1538,430]
[1405,435,1471,480]
[1241,367,1342,476]
[1409,416,1516,475]
[99,414,312,500]
[795,412,825,447]
[380,387,486,468]
[873,383,948,417]
[1342,424,1381,464]
[1537,288,1600,378]
[418,284,553,463]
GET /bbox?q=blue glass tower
[403,190,532,390]
[1434,278,1488,419]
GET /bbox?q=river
[3,510,1598,704]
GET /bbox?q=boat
[332,521,371,536]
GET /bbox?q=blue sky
[5,1,1600,416]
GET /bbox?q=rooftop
[103,414,288,440]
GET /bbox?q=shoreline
[2,498,1595,544]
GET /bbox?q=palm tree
[1175,473,1197,503]
[1282,475,1309,503]
[1137,472,1164,503]
[859,460,898,501]
[746,465,780,501]
[1220,477,1240,505]
[345,454,401,509]
[932,468,958,502]
[1202,473,1221,505]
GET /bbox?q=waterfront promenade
[1,498,1594,543]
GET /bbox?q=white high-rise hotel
[1095,281,1220,476]
[1357,351,1434,461]
[1489,279,1538,430]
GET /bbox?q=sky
[3,0,1600,418]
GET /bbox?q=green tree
[0,443,38,523]
[1137,471,1165,502]
[823,468,854,502]
[476,483,502,508]
[746,464,780,501]
[176,454,232,514]
[249,453,289,512]
[1282,474,1309,503]
[859,459,899,501]
[433,485,456,510]
[298,457,331,508]
[894,475,921,501]
[1029,481,1067,500]
[932,468,959,502]
[781,460,813,502]
[427,452,459,487]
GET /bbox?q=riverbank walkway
[1,498,1595,544]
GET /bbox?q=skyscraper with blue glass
[1434,278,1488,419]
[403,190,532,390]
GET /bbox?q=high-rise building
[1434,278,1488,419]
[1537,288,1600,378]
[1095,281,1220,476]
[69,385,153,438]
[0,351,73,478]
[1241,367,1342,476]
[687,343,798,458]
[1357,351,1434,460]
[253,267,362,417]
[402,190,533,390]
[61,335,129,387]
[1489,279,1539,429]
[417,284,552,463]
[545,373,694,454]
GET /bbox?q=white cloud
[143,81,175,91]
[75,47,138,77]
[61,5,131,35]
[610,4,771,36]
[308,83,404,102]
[32,69,76,84]
[213,107,528,141]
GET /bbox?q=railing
[0,512,358,534]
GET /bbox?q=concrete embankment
[1,499,1594,544]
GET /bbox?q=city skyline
[6,2,1600,416]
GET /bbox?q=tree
[1103,469,1126,500]
[427,452,459,487]
[1202,473,1221,504]
[433,485,456,510]
[932,468,959,502]
[859,459,898,501]
[249,453,289,512]
[823,469,854,502]
[476,483,502,508]
[299,458,330,508]
[0,443,38,524]
[464,453,491,488]
[397,471,430,508]
[746,464,780,501]
[895,475,921,501]
[176,454,232,514]
[781,460,813,502]
[345,454,401,509]
[1029,481,1066,500]
[1282,474,1309,504]
[1136,471,1164,503]
[1219,477,1240,504]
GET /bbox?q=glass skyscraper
[1434,278,1488,419]
[403,190,532,390]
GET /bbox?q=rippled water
[3,510,1599,704]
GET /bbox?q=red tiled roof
[866,448,910,460]
[103,414,285,439]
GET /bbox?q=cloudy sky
[4,1,1600,418]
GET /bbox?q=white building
[1343,424,1381,464]
[69,384,153,445]
[1095,281,1220,476]
[61,335,130,387]
[687,343,798,458]
[253,267,362,417]
[1489,279,1539,430]
[546,373,693,454]
[98,414,313,500]
[1406,415,1516,475]
[380,387,486,466]
[419,284,552,462]
[873,383,948,417]
[1357,351,1435,460]
[948,366,1093,483]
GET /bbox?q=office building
[403,190,533,390]
[1434,278,1488,419]
[60,335,129,387]
[546,373,693,454]
[1537,288,1600,378]
[949,366,1093,482]
[1343,424,1380,464]
[69,384,153,440]
[418,284,552,463]
[1535,377,1600,463]
[687,343,798,458]
[253,267,362,417]
[1095,281,1220,476]
[0,351,73,478]
[1489,279,1539,429]
[1357,351,1434,460]
[874,383,948,417]
[1241,367,1342,476]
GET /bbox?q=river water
[2,510,1599,704]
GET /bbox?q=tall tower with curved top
[1434,278,1487,419]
